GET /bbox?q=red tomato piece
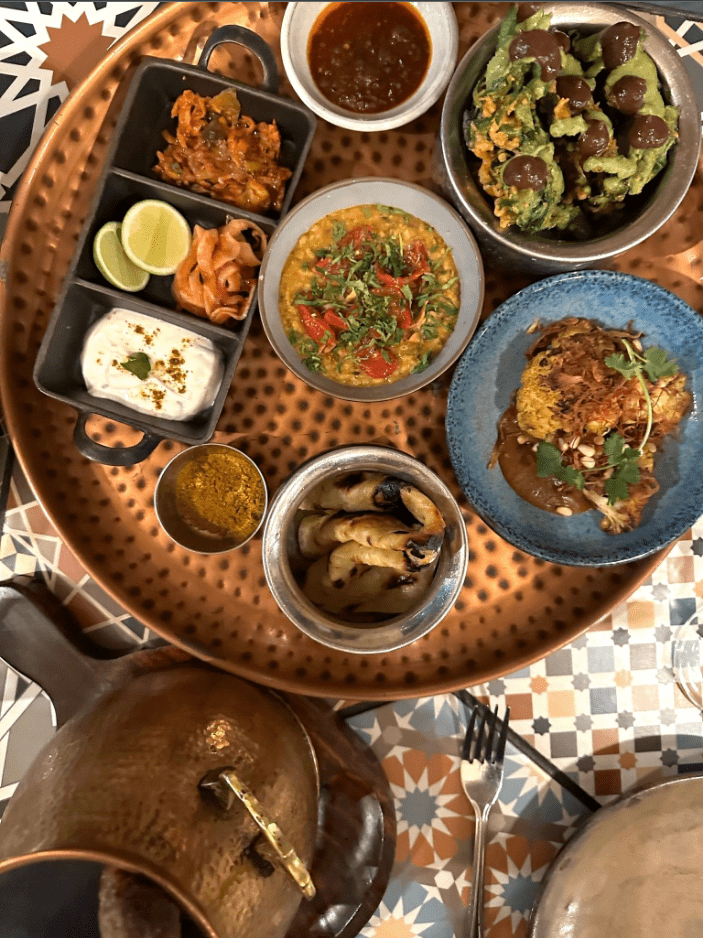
[298,304,328,344]
[404,240,429,279]
[395,305,412,331]
[339,225,371,250]
[314,257,343,275]
[323,309,348,333]
[375,263,402,291]
[359,347,397,379]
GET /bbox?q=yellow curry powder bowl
[155,443,268,553]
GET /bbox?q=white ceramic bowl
[257,176,485,402]
[281,2,459,132]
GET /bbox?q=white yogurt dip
[80,308,224,421]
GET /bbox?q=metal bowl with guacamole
[437,2,701,275]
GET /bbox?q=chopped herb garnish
[603,433,641,505]
[287,210,459,381]
[120,352,151,381]
[375,204,412,224]
[537,339,680,506]
[412,351,433,373]
[536,442,585,490]
[605,339,679,459]
[331,220,347,243]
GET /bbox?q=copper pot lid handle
[199,766,316,900]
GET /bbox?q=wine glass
[672,611,703,709]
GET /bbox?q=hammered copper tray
[2,2,703,700]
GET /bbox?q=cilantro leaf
[603,433,638,467]
[603,432,626,463]
[535,442,564,477]
[616,459,640,485]
[120,352,151,381]
[643,346,679,382]
[561,464,586,490]
[536,442,585,490]
[604,352,640,380]
[605,474,630,505]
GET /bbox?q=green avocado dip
[465,4,679,237]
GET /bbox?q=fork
[460,702,510,938]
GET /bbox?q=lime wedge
[120,199,192,276]
[93,221,150,292]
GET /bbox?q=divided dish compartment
[34,280,246,466]
[33,23,316,467]
[111,26,317,222]
[72,170,273,314]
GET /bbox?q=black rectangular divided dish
[34,25,316,467]
[111,59,314,221]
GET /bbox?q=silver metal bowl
[261,445,469,654]
[154,443,268,554]
[437,2,701,276]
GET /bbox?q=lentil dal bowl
[258,177,484,402]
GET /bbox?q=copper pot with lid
[0,581,320,938]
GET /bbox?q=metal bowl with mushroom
[262,446,469,654]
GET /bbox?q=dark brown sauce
[503,154,548,190]
[509,29,562,81]
[517,3,543,22]
[629,113,670,149]
[556,75,592,112]
[307,2,431,115]
[494,406,592,515]
[552,29,571,54]
[600,21,641,69]
[609,75,647,114]
[579,119,610,158]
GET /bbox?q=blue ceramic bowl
[446,270,703,566]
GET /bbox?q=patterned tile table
[1,4,703,938]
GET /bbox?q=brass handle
[199,767,316,899]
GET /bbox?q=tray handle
[198,25,279,95]
[73,413,161,466]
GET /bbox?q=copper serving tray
[1,1,702,700]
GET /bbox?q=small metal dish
[154,443,268,554]
[261,445,469,654]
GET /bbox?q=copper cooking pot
[0,580,320,938]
